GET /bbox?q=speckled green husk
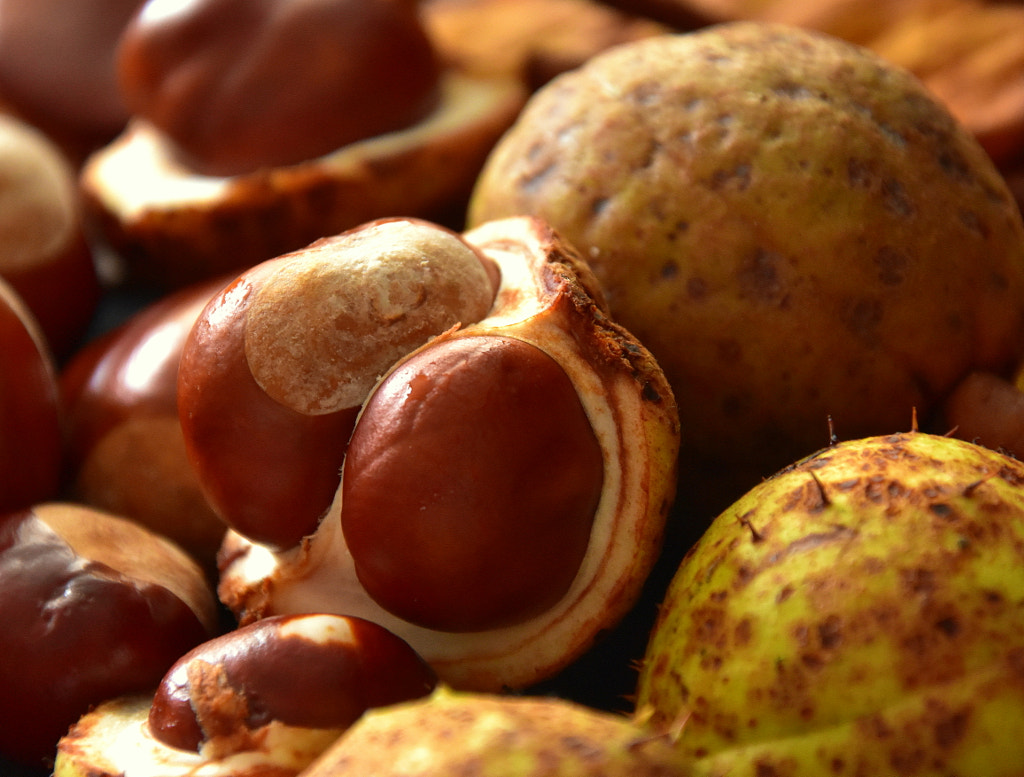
[301,686,697,776]
[636,431,1024,776]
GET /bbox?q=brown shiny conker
[0,0,142,154]
[147,613,437,755]
[342,334,604,633]
[178,218,498,550]
[0,502,218,767]
[117,0,443,177]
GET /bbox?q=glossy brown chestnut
[53,613,436,777]
[147,613,437,755]
[0,113,100,359]
[117,0,442,177]
[178,218,497,549]
[60,276,230,572]
[342,334,604,632]
[0,276,62,516]
[0,502,218,768]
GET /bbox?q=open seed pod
[193,215,679,692]
[54,613,437,777]
[80,66,526,290]
[77,0,528,290]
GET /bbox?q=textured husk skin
[301,686,696,777]
[468,23,1024,495]
[636,431,1024,775]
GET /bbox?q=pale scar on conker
[244,219,498,415]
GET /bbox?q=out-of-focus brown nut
[423,0,669,90]
[0,502,218,769]
[80,10,526,291]
[217,216,680,693]
[943,371,1024,458]
[60,276,230,574]
[0,276,62,515]
[54,613,437,777]
[117,0,442,178]
[0,113,100,359]
[594,0,724,30]
[178,218,498,550]
[0,0,143,158]
[1004,154,1024,216]
[599,0,961,44]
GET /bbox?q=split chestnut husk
[200,215,680,692]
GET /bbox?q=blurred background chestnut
[60,276,230,577]
[0,276,62,516]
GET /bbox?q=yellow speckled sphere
[637,431,1024,775]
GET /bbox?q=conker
[117,0,442,177]
[216,216,680,693]
[0,502,218,768]
[0,276,62,516]
[178,218,497,549]
[79,34,526,293]
[147,613,437,755]
[941,368,1024,460]
[0,114,101,359]
[0,0,142,154]
[53,614,436,777]
[342,334,604,632]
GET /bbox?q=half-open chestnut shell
[216,216,680,691]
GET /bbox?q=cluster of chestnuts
[0,3,682,772]
[1,210,681,775]
[11,0,1024,774]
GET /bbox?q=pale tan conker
[244,218,498,416]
